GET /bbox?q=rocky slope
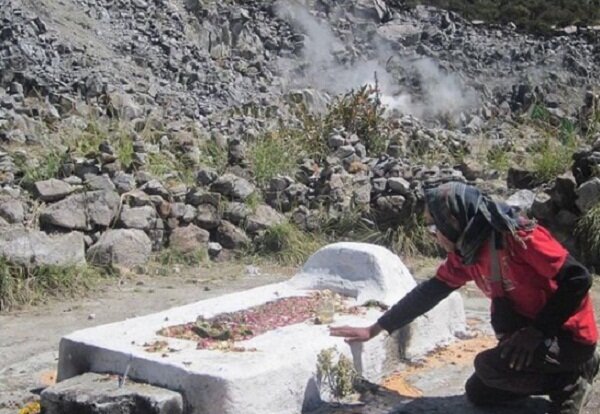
[0,0,599,282]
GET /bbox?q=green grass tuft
[254,222,324,266]
[0,260,109,311]
[248,132,299,188]
[575,203,600,265]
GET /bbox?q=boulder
[216,220,250,249]
[119,205,157,230]
[33,178,74,202]
[40,190,121,231]
[87,229,152,267]
[210,173,255,201]
[245,204,285,235]
[0,198,24,223]
[0,228,85,266]
[169,224,210,255]
[41,372,183,414]
[576,178,600,213]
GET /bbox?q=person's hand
[329,323,382,343]
[499,326,544,371]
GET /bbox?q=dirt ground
[1,258,600,414]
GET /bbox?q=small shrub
[324,85,388,156]
[317,347,357,400]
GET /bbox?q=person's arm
[532,255,592,337]
[377,277,457,334]
[329,278,457,342]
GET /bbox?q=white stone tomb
[57,242,466,414]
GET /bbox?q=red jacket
[436,225,598,345]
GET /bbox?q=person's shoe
[548,351,599,414]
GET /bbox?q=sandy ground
[1,259,599,414]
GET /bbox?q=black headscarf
[424,182,534,265]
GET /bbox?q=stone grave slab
[56,242,466,414]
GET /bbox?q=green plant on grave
[316,347,357,400]
[575,203,600,265]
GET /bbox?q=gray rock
[169,224,209,254]
[245,204,285,235]
[140,179,170,199]
[210,173,255,201]
[112,172,137,194]
[576,178,600,213]
[196,204,221,230]
[549,172,578,211]
[34,179,74,202]
[269,176,294,192]
[207,242,223,258]
[531,192,556,222]
[119,205,157,230]
[169,202,187,219]
[41,372,183,414]
[507,167,541,189]
[0,229,85,266]
[196,167,219,186]
[40,191,121,231]
[216,220,250,249]
[0,199,24,223]
[85,174,116,192]
[223,201,251,225]
[372,177,387,193]
[506,189,535,214]
[87,229,152,267]
[387,177,411,195]
[186,189,221,207]
[328,134,346,148]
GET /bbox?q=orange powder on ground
[381,333,497,398]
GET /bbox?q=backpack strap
[489,232,505,298]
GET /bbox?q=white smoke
[274,0,479,121]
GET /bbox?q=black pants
[465,336,597,406]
